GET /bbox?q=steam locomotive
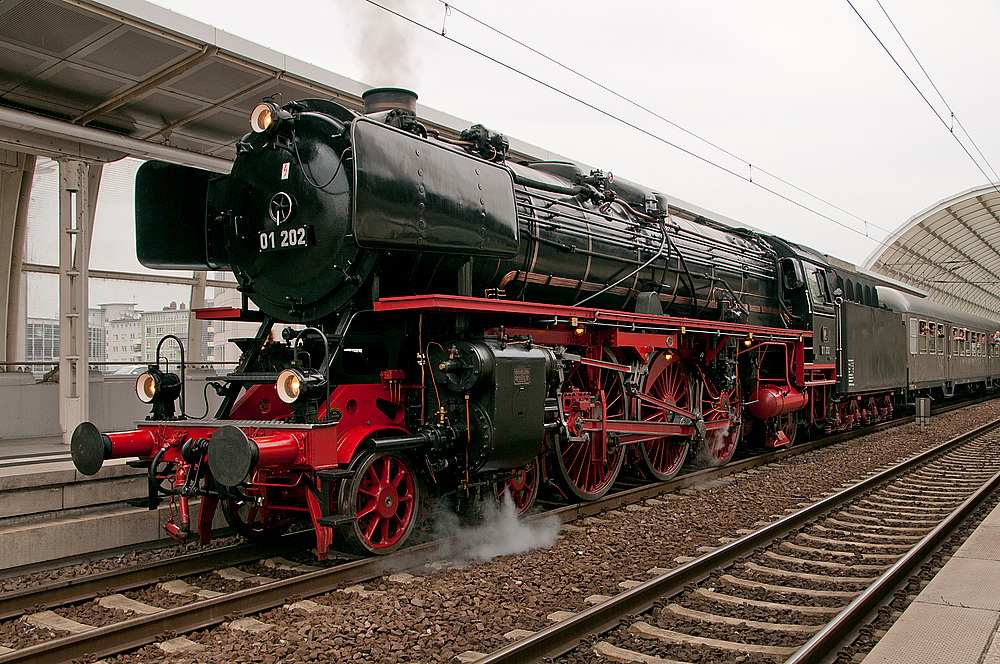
[71,88,1000,557]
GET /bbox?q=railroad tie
[593,641,692,664]
[158,579,224,599]
[780,540,898,561]
[629,621,798,657]
[721,574,860,598]
[217,567,276,584]
[662,604,820,633]
[23,610,93,634]
[339,584,385,597]
[226,617,273,633]
[693,588,842,615]
[284,599,332,613]
[264,557,322,572]
[548,610,577,622]
[795,532,912,550]
[743,561,877,584]
[158,637,206,654]
[98,594,164,615]
[763,550,889,572]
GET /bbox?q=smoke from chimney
[341,0,427,88]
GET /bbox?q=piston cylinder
[746,385,809,420]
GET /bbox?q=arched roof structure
[864,183,1000,323]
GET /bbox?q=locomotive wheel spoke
[553,349,626,500]
[637,353,690,481]
[221,496,295,541]
[339,451,420,555]
[496,456,541,515]
[780,412,798,445]
[701,381,741,466]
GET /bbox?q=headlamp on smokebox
[136,366,182,419]
[250,101,291,133]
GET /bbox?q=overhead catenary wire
[873,0,1000,186]
[846,0,1000,199]
[433,0,887,237]
[361,0,888,242]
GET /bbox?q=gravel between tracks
[15,401,1000,663]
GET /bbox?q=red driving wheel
[637,353,690,481]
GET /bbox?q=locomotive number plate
[258,225,314,253]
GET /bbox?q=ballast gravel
[8,401,1000,663]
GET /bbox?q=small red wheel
[495,456,540,515]
[339,451,420,555]
[222,496,295,541]
[637,353,690,481]
[552,349,626,500]
[701,382,741,465]
[774,412,798,446]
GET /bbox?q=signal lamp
[250,102,291,133]
[135,366,182,419]
[276,368,326,404]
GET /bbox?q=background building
[141,303,189,364]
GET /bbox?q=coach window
[919,320,928,353]
[909,318,918,354]
[938,324,945,355]
[929,323,937,353]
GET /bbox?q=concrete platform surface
[0,436,67,461]
[0,438,226,570]
[863,501,1000,663]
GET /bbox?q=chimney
[362,87,418,115]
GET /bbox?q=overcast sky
[28,0,999,317]
[143,0,1000,267]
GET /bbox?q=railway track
[0,402,994,663]
[472,419,1000,664]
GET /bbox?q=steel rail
[785,466,1000,663]
[471,417,1000,664]
[0,403,990,662]
[0,533,315,621]
[0,417,894,663]
[0,539,450,664]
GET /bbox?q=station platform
[863,499,1000,663]
[0,435,68,464]
[0,435,224,572]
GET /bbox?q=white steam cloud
[431,495,562,565]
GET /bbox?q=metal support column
[0,151,35,366]
[188,271,207,363]
[58,159,101,445]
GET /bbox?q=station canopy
[0,0,556,171]
[865,184,1000,323]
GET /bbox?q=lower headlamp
[276,368,326,404]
